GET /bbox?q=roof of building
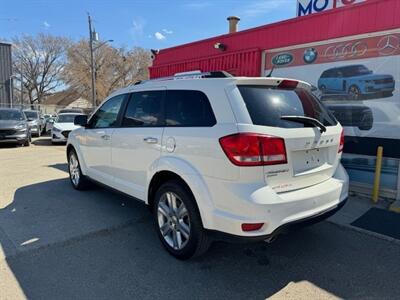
[42,90,87,106]
[150,0,399,78]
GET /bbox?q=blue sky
[0,0,295,50]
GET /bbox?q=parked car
[326,103,374,131]
[51,113,85,144]
[67,71,349,259]
[318,65,395,100]
[58,108,84,114]
[23,110,45,137]
[0,108,31,146]
[45,117,55,132]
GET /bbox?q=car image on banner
[318,65,395,100]
[265,30,400,191]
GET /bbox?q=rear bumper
[208,197,347,243]
[200,164,349,238]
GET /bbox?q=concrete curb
[389,199,400,213]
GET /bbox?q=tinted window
[342,65,371,77]
[89,94,125,128]
[165,90,216,127]
[122,91,163,127]
[321,70,334,78]
[24,111,38,119]
[238,85,337,128]
[57,114,81,123]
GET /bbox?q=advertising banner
[265,31,400,191]
[297,0,367,17]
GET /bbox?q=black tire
[348,85,361,100]
[23,138,30,147]
[67,149,90,190]
[153,180,211,260]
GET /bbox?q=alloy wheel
[157,192,191,250]
[69,153,80,187]
[349,86,360,100]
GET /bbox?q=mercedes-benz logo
[377,35,400,56]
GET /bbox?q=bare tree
[63,40,151,105]
[12,34,70,105]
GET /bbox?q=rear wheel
[349,85,361,100]
[68,150,89,190]
[153,180,211,260]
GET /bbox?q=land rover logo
[272,53,293,66]
[303,48,318,64]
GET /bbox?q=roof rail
[132,70,233,86]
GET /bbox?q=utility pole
[88,14,96,108]
[9,77,13,108]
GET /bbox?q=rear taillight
[219,133,287,166]
[278,79,299,89]
[338,129,345,153]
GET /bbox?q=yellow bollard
[372,146,383,203]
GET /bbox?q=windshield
[0,110,25,121]
[238,85,337,128]
[56,114,79,123]
[24,111,39,119]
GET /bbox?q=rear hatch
[236,83,343,193]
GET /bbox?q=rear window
[238,85,337,128]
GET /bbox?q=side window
[165,90,216,127]
[89,94,125,128]
[122,91,164,127]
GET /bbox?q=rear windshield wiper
[280,116,327,133]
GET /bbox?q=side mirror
[74,115,88,127]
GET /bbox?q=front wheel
[23,137,30,147]
[68,150,89,190]
[153,180,211,260]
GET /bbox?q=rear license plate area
[292,148,328,175]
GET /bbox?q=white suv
[67,71,349,259]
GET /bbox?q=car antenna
[266,65,275,77]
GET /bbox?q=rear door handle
[143,137,158,144]
[101,134,111,140]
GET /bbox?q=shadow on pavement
[0,143,21,148]
[32,138,54,146]
[48,163,68,173]
[1,179,399,299]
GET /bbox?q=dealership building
[0,42,13,107]
[151,0,400,199]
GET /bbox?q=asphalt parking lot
[1,137,400,300]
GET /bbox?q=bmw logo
[304,48,318,64]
